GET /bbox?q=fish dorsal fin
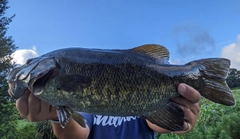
[131,44,170,63]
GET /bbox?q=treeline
[0,0,19,138]
[226,68,240,88]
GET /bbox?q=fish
[7,44,235,131]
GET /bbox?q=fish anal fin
[72,112,86,128]
[131,44,169,63]
[143,102,184,131]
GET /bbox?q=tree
[226,68,240,88]
[0,0,18,138]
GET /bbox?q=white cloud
[11,46,38,65]
[221,34,240,70]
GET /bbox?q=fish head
[7,57,60,99]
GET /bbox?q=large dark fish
[8,44,235,131]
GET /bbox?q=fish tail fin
[194,58,235,106]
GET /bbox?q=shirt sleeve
[78,112,94,131]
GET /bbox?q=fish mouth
[8,57,58,98]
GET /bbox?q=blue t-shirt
[80,112,156,139]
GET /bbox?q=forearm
[52,119,90,139]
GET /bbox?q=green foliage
[0,1,56,138]
[3,120,57,139]
[35,121,57,139]
[157,89,240,139]
[0,100,19,139]
[15,120,37,139]
[0,0,18,138]
[227,68,240,88]
[213,113,240,139]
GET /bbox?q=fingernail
[179,84,186,93]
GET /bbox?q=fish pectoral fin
[56,106,74,128]
[55,75,91,92]
[143,101,184,131]
[72,112,87,128]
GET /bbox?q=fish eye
[26,59,33,64]
[26,58,38,64]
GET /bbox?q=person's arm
[15,89,90,139]
[147,83,201,134]
[51,119,90,139]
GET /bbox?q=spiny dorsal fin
[131,44,169,62]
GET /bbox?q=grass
[232,87,240,98]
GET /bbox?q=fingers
[41,100,58,120]
[180,105,198,128]
[170,83,201,133]
[178,83,201,103]
[16,89,57,122]
[28,92,41,118]
[16,90,30,118]
[172,83,200,115]
[175,121,192,134]
[172,96,200,116]
[184,107,198,127]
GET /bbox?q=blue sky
[6,0,240,69]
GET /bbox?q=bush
[14,120,57,139]
[15,120,36,139]
[35,121,57,139]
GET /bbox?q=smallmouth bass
[8,44,235,131]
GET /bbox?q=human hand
[147,83,201,134]
[15,89,58,122]
[170,83,201,134]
